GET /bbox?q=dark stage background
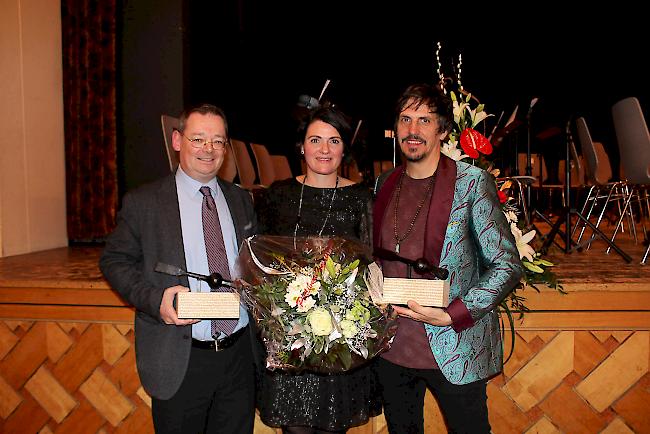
[117,1,648,191]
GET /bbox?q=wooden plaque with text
[382,278,450,308]
[176,292,240,319]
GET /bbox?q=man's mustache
[401,134,426,143]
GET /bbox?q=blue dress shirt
[175,167,249,340]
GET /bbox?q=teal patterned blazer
[374,155,523,385]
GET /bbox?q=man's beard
[404,152,426,162]
[401,134,428,162]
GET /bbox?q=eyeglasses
[177,131,227,150]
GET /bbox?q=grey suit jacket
[100,173,258,400]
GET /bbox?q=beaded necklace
[294,175,340,239]
[392,170,436,253]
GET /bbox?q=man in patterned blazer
[100,104,259,433]
[373,83,523,433]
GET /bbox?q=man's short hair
[178,104,229,138]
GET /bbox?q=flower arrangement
[435,43,563,342]
[236,235,396,373]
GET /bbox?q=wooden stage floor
[0,224,648,293]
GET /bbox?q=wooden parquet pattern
[1,235,649,433]
[1,320,648,433]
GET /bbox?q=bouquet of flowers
[236,235,396,373]
[435,42,563,360]
[440,88,560,295]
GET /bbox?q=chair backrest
[575,117,609,186]
[271,155,293,181]
[346,159,363,183]
[558,158,584,187]
[230,139,257,186]
[217,142,237,182]
[612,96,650,184]
[517,153,546,186]
[593,142,613,184]
[161,114,180,171]
[373,160,393,178]
[250,143,276,186]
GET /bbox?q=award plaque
[176,292,241,319]
[381,277,450,308]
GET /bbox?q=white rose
[339,319,358,338]
[307,308,333,336]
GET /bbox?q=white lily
[510,223,536,261]
[504,210,518,224]
[441,140,470,161]
[469,105,493,127]
[453,99,469,125]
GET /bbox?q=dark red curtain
[62,0,117,241]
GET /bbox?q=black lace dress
[255,178,381,431]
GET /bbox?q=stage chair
[573,117,628,249]
[611,97,650,263]
[217,142,237,182]
[346,159,363,183]
[230,139,259,189]
[161,114,180,171]
[516,152,565,216]
[373,160,393,178]
[250,143,276,186]
[271,155,293,181]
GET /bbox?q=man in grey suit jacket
[100,104,258,433]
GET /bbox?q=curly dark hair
[395,84,453,134]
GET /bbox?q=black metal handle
[373,248,449,280]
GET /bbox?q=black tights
[282,426,345,434]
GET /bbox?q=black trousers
[151,331,255,434]
[374,358,490,434]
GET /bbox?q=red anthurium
[460,128,493,158]
[497,189,508,204]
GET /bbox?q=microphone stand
[373,248,449,280]
[154,262,235,289]
[525,98,537,224]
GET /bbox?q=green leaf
[523,261,544,273]
[499,300,516,364]
[325,257,336,278]
[339,346,352,370]
[313,338,324,354]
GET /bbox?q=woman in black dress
[256,106,379,433]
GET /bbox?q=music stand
[538,120,632,262]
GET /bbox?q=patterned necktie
[200,186,237,337]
